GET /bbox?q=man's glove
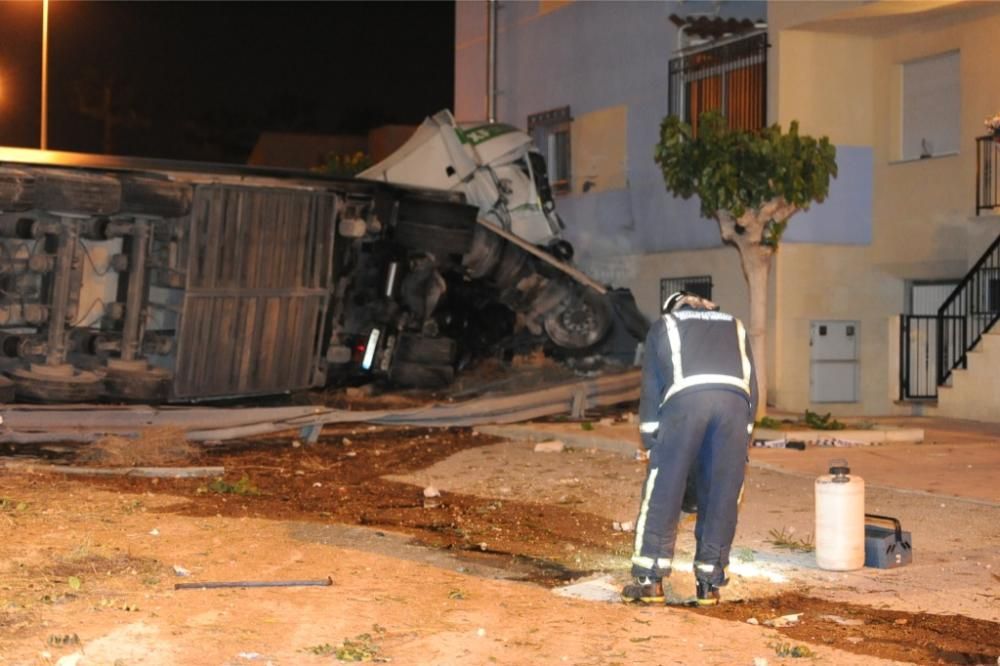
[639,421,659,450]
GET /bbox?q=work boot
[621,576,665,604]
[695,579,721,606]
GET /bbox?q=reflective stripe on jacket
[637,308,757,446]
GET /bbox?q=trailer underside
[0,148,645,404]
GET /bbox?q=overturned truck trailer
[0,142,645,404]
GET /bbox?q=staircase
[930,233,1000,421]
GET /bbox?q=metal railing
[936,233,1000,386]
[668,31,768,135]
[899,314,960,400]
[976,135,1000,215]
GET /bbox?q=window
[901,51,960,160]
[668,31,767,135]
[660,275,713,310]
[528,106,572,195]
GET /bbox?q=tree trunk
[716,200,795,419]
[739,245,772,419]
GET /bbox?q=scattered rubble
[764,613,803,627]
[534,440,566,453]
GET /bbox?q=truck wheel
[104,364,171,403]
[10,365,104,403]
[543,288,613,352]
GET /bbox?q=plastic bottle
[814,459,865,571]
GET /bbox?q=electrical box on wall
[810,320,859,403]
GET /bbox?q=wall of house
[768,1,1000,416]
[453,0,768,267]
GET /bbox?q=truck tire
[543,288,613,352]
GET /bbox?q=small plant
[121,499,144,514]
[985,112,1000,136]
[766,527,815,553]
[47,633,80,646]
[769,641,816,658]
[580,421,594,431]
[304,626,386,662]
[755,416,782,429]
[302,643,337,656]
[0,497,28,512]
[318,151,373,178]
[205,474,259,496]
[803,409,846,431]
[334,633,380,662]
[734,547,756,563]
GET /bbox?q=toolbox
[863,514,912,569]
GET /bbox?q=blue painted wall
[457,0,872,261]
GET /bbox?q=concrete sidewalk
[468,414,1000,623]
[480,415,1000,505]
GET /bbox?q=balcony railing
[976,135,1000,215]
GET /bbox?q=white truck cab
[358,110,565,249]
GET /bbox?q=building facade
[455,0,1000,419]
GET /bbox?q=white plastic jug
[814,459,865,571]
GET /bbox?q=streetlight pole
[40,0,48,149]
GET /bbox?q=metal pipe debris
[174,577,333,590]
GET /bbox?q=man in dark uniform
[622,291,757,606]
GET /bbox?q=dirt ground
[1,413,999,666]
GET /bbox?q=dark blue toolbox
[864,514,912,569]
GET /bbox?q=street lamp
[40,0,48,149]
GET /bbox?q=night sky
[0,1,455,163]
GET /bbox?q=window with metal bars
[660,275,713,311]
[668,31,768,136]
[528,106,572,195]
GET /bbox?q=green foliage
[803,409,847,431]
[303,626,386,662]
[0,497,28,512]
[654,111,838,229]
[205,474,259,496]
[766,527,815,553]
[302,643,337,656]
[755,416,782,429]
[47,633,81,647]
[318,151,372,178]
[769,641,816,658]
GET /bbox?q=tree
[654,111,837,416]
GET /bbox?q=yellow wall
[570,105,628,195]
[772,30,875,145]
